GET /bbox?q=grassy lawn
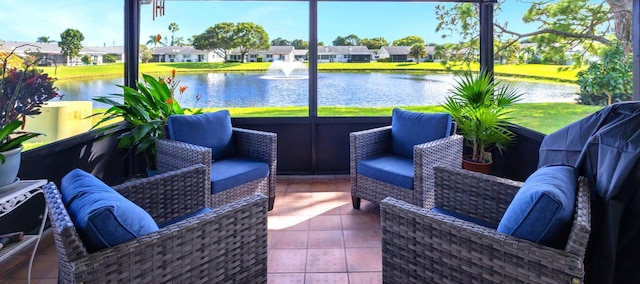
[87,103,601,135]
[42,61,582,83]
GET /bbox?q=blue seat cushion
[357,154,414,190]
[497,164,577,248]
[158,207,213,228]
[210,156,270,194]
[61,169,159,252]
[168,110,236,160]
[390,108,452,159]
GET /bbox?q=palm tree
[146,34,166,47]
[409,44,426,64]
[168,23,179,46]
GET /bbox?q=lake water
[55,72,579,108]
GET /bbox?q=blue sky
[0,0,537,47]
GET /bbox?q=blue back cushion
[390,108,452,158]
[61,169,159,252]
[497,165,577,248]
[168,110,236,160]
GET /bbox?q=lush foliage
[234,22,270,61]
[434,0,627,69]
[139,45,153,63]
[441,70,522,163]
[271,37,291,46]
[81,55,92,65]
[0,45,59,162]
[576,42,632,105]
[193,22,269,63]
[361,37,389,50]
[91,70,202,169]
[103,54,118,63]
[333,34,360,46]
[392,35,425,47]
[58,28,85,59]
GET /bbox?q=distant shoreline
[41,62,581,84]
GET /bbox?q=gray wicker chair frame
[43,164,268,284]
[156,127,277,210]
[381,166,591,283]
[350,124,463,209]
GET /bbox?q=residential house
[0,41,126,66]
[317,46,371,63]
[378,46,411,62]
[83,45,125,64]
[268,46,296,62]
[150,45,223,63]
[230,46,297,62]
[294,49,308,61]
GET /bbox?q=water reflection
[55,72,578,108]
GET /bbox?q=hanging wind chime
[152,0,165,20]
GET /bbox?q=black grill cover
[538,102,640,284]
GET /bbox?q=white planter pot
[0,146,22,187]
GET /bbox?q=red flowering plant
[0,44,59,163]
[91,69,202,171]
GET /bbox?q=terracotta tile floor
[0,175,383,284]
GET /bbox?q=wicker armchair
[43,165,268,284]
[156,126,277,210]
[381,166,591,283]
[350,123,463,209]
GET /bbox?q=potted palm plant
[91,70,202,175]
[441,69,522,174]
[0,45,60,187]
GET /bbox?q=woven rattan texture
[43,165,268,284]
[157,127,277,210]
[350,124,462,208]
[380,168,591,284]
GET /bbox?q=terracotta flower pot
[462,155,492,174]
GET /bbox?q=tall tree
[576,41,633,105]
[58,29,84,64]
[291,39,309,49]
[139,44,153,63]
[392,36,425,47]
[271,37,290,46]
[344,34,360,46]
[332,34,360,46]
[361,37,388,50]
[234,22,270,63]
[174,36,187,47]
[409,44,426,64]
[435,0,631,68]
[332,36,349,46]
[192,22,236,63]
[36,36,51,43]
[168,22,179,46]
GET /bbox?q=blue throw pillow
[389,108,452,158]
[61,169,159,252]
[497,165,577,248]
[168,110,236,160]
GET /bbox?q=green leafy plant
[576,42,633,106]
[441,70,522,163]
[91,70,202,170]
[0,44,59,163]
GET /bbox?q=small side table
[0,179,48,284]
